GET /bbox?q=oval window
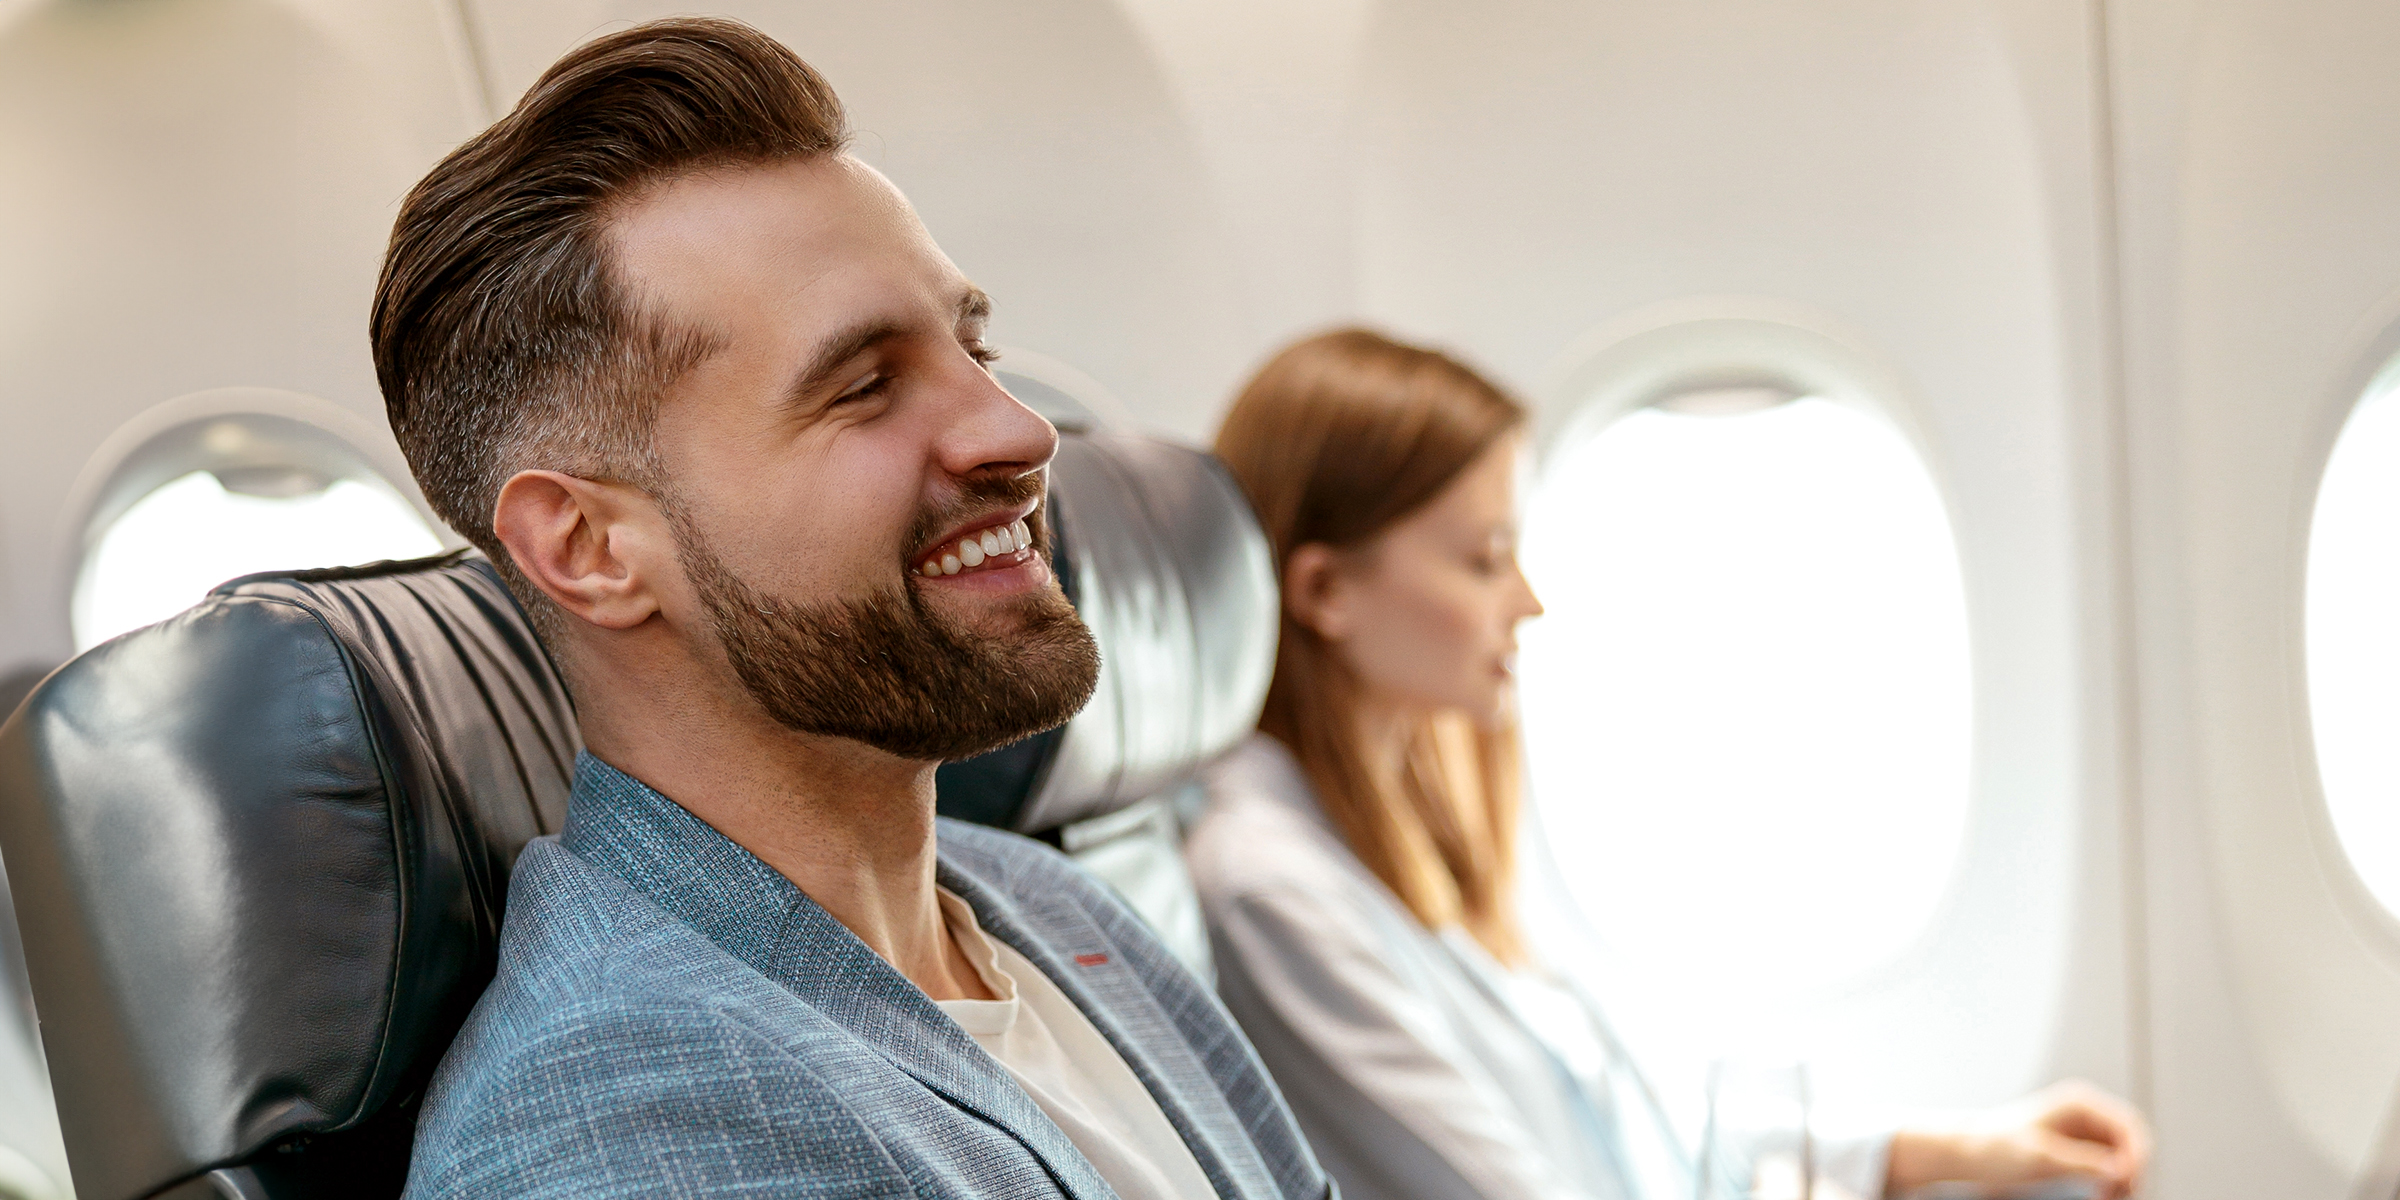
[2307,366,2400,918]
[71,414,445,652]
[1518,394,1974,996]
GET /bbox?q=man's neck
[576,669,997,1003]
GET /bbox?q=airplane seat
[0,429,1275,1200]
[0,552,575,1200]
[938,431,1279,975]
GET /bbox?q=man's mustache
[904,472,1049,561]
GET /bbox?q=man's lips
[914,505,1040,578]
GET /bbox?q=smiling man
[375,19,1326,1200]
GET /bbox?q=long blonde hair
[1214,328,1529,965]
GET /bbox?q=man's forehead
[607,155,963,323]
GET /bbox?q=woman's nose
[1511,563,1544,622]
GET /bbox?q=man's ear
[491,470,669,631]
[1282,542,1355,643]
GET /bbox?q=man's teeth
[918,519,1035,577]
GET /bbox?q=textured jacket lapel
[941,859,1282,1200]
[560,754,1115,1200]
[753,888,1118,1200]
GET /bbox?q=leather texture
[1012,432,1279,833]
[0,554,575,1200]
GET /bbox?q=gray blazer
[404,753,1330,1199]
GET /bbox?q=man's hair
[371,17,849,627]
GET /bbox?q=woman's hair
[1214,328,1531,965]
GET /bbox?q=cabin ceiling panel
[1352,0,2060,409]
[1105,0,1378,359]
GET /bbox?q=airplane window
[71,418,443,653]
[2307,365,2400,918]
[1518,394,1974,1002]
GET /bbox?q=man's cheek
[820,507,914,583]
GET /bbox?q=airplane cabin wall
[0,0,2393,1197]
[0,0,480,679]
[2111,0,2400,1192]
[1346,0,2115,1129]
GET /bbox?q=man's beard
[670,481,1101,762]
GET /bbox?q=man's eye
[838,374,891,402]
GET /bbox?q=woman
[1186,328,2149,1200]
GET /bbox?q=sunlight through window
[2308,371,2400,918]
[72,469,443,652]
[1519,397,1973,1000]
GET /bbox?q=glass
[1519,397,1974,1010]
[1697,1060,1819,1200]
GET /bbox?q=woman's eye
[967,342,1001,367]
[1467,543,1515,576]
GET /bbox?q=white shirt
[933,889,1220,1200]
[1187,734,1889,1200]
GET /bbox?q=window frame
[1519,372,1978,996]
[60,389,455,652]
[2299,346,2400,950]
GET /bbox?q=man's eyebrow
[782,288,992,409]
[785,318,908,406]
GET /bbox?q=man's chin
[685,524,1099,764]
[908,554,1057,603]
[916,578,1077,635]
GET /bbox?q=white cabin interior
[2,1,2398,1196]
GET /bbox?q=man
[376,18,1325,1198]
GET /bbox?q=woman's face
[1292,434,1545,727]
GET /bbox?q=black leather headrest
[0,555,574,1199]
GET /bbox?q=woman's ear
[1283,542,1355,642]
[491,469,668,632]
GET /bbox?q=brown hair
[1214,328,1531,964]
[371,17,849,630]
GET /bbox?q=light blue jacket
[404,754,1330,1199]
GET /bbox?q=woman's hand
[1883,1079,2152,1198]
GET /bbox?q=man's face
[607,154,1098,760]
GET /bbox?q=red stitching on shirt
[1073,953,1110,966]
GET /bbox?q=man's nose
[935,359,1059,481]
